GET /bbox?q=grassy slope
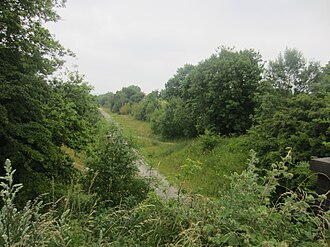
[110,112,249,197]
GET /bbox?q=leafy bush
[119,102,131,115]
[150,97,196,139]
[156,48,262,138]
[250,92,330,166]
[101,85,145,113]
[198,129,220,153]
[131,91,160,121]
[85,122,148,207]
[3,152,329,246]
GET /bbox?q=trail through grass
[109,111,250,197]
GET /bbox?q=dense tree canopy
[250,93,330,165]
[311,62,330,93]
[0,0,98,203]
[153,47,263,138]
[47,72,100,151]
[163,64,195,99]
[97,85,145,114]
[251,49,329,166]
[132,91,160,121]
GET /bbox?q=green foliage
[85,122,148,207]
[71,152,329,246]
[250,50,329,193]
[119,102,131,115]
[0,0,99,205]
[154,47,263,138]
[0,159,70,246]
[207,151,328,246]
[163,64,195,99]
[250,92,330,165]
[111,112,249,196]
[97,85,145,114]
[198,129,220,153]
[150,97,196,138]
[312,61,330,93]
[47,71,100,151]
[96,92,114,108]
[3,151,329,246]
[266,48,321,94]
[132,91,161,121]
[0,0,68,75]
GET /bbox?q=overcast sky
[47,0,330,95]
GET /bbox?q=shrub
[198,129,220,153]
[119,102,131,115]
[85,122,148,207]
[250,92,330,165]
[150,97,196,139]
[131,91,160,121]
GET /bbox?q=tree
[311,61,330,93]
[250,92,330,165]
[152,48,263,138]
[110,85,145,113]
[0,0,79,203]
[163,64,195,99]
[86,123,147,206]
[96,92,115,108]
[266,48,321,94]
[150,97,196,138]
[47,71,100,151]
[132,91,160,121]
[184,47,263,135]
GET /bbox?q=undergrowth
[1,150,329,246]
[0,159,70,246]
[108,111,249,196]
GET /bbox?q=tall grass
[0,159,70,246]
[109,111,249,197]
[2,147,329,246]
[71,151,330,246]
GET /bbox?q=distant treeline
[98,47,330,166]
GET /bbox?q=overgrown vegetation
[0,159,70,246]
[2,0,330,245]
[99,48,330,168]
[1,152,329,246]
[110,112,249,196]
[0,0,100,205]
[84,121,148,207]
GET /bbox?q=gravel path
[99,108,179,200]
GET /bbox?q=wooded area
[99,47,330,165]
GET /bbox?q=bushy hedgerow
[151,48,262,139]
[150,97,196,139]
[250,92,330,166]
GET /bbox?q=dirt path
[99,108,179,200]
